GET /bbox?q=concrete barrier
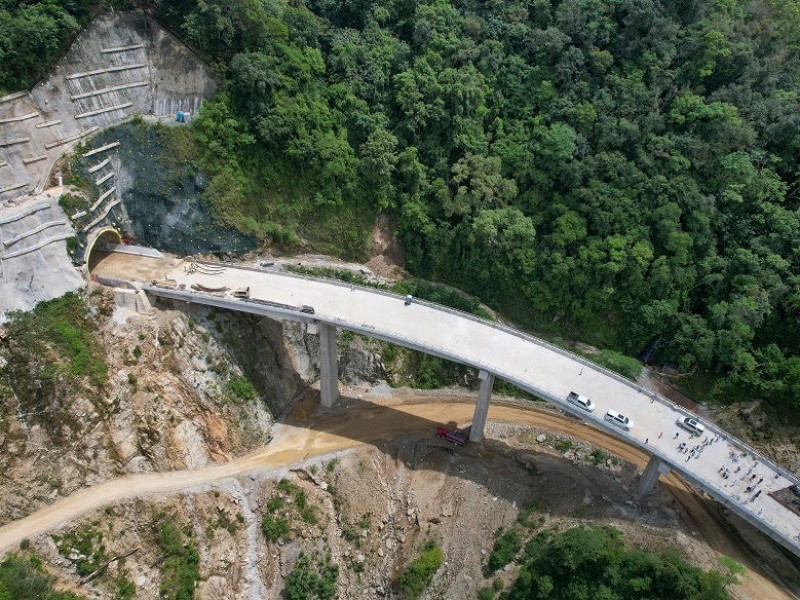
[113,287,151,313]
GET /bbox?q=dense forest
[3,0,800,409]
[501,525,737,600]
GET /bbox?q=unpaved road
[0,398,791,599]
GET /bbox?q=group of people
[717,450,774,510]
[668,429,778,516]
[674,432,719,463]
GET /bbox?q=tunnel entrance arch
[84,227,123,274]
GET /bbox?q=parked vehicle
[676,416,705,437]
[605,410,633,431]
[233,286,250,299]
[436,426,467,446]
[300,305,315,314]
[567,391,595,412]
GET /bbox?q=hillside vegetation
[164,0,800,411]
[502,525,738,600]
[4,0,800,409]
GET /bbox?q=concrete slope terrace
[92,250,800,559]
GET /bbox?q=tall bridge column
[637,455,670,496]
[469,370,495,442]
[318,323,338,408]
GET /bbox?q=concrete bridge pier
[637,455,670,496]
[469,370,495,442]
[318,323,339,408]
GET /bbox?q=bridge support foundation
[637,455,670,496]
[318,323,338,408]
[469,370,495,442]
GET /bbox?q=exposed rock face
[0,296,308,525]
[0,281,398,527]
[0,11,217,206]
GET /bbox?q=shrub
[487,529,521,574]
[554,439,573,453]
[591,449,608,464]
[261,515,289,542]
[157,520,199,600]
[591,349,642,381]
[54,527,106,577]
[397,540,444,599]
[285,552,338,600]
[2,293,107,388]
[506,526,733,599]
[0,554,86,599]
[228,375,256,401]
[59,193,88,217]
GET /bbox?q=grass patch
[227,374,256,402]
[53,527,106,577]
[3,292,107,385]
[478,588,495,600]
[516,505,539,529]
[0,293,107,440]
[65,236,80,255]
[554,439,574,453]
[588,348,643,380]
[266,495,284,513]
[58,192,87,215]
[261,515,290,542]
[156,519,199,600]
[397,540,444,599]
[268,479,319,528]
[0,554,86,599]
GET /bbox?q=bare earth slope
[0,395,797,599]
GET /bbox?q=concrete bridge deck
[92,249,800,558]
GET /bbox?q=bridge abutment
[318,323,339,408]
[637,455,670,496]
[469,370,495,442]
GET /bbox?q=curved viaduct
[90,246,800,558]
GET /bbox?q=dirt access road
[0,396,791,599]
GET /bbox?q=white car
[567,391,595,412]
[605,409,633,431]
[676,416,705,437]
